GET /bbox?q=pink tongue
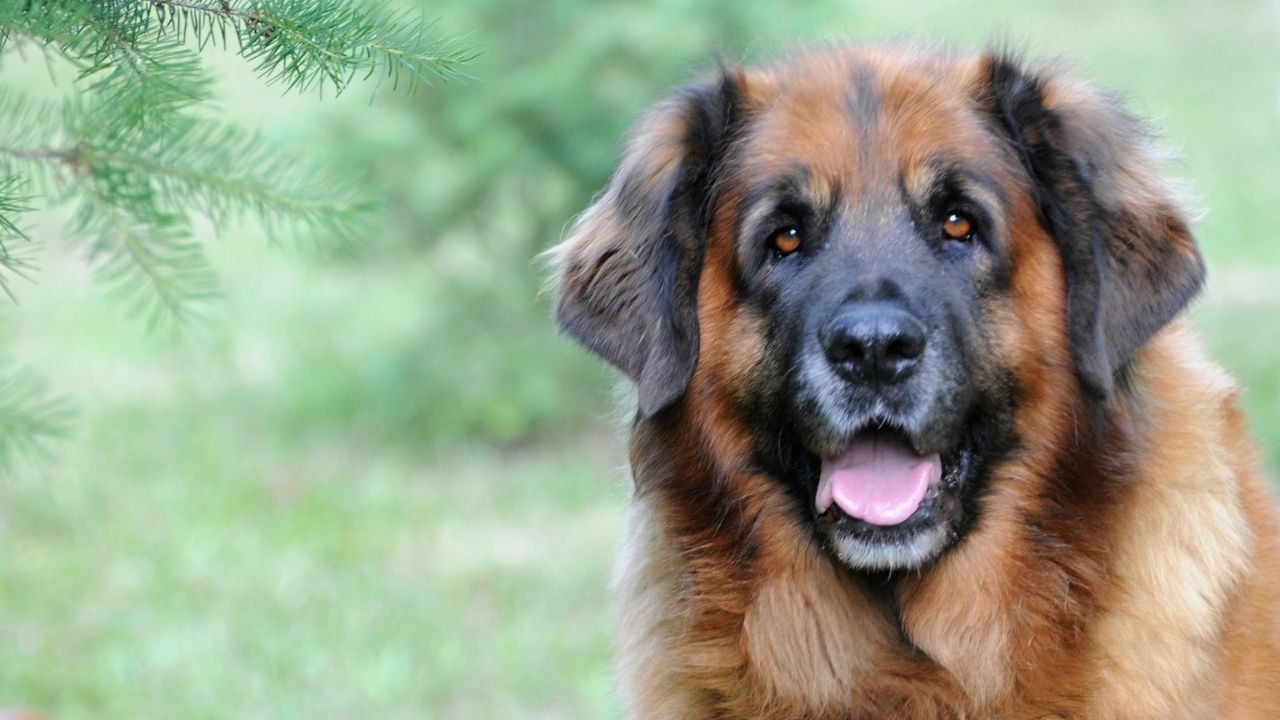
[816,433,941,526]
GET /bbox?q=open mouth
[816,430,942,525]
[807,421,977,570]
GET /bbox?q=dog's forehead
[737,50,998,194]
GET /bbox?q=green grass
[1,238,626,719]
[1,435,623,718]
[1,1,1278,718]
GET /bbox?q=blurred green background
[2,1,1278,718]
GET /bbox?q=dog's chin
[825,517,952,571]
[806,425,978,573]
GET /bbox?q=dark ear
[549,72,743,418]
[979,54,1206,398]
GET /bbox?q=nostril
[821,326,860,367]
[885,332,924,363]
[844,341,865,367]
[884,338,908,362]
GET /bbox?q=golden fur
[554,44,1280,719]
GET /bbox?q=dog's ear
[978,54,1206,398]
[550,71,743,418]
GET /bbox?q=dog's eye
[942,211,975,242]
[771,226,802,255]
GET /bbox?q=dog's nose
[820,303,927,385]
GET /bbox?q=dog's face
[554,46,1203,572]
[719,60,1017,570]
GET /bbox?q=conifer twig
[0,0,476,468]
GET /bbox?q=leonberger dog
[550,44,1280,719]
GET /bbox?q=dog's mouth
[803,420,978,571]
[816,430,942,525]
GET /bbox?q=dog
[550,44,1280,719]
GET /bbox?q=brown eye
[942,211,974,241]
[772,226,802,255]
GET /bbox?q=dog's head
[551,46,1203,572]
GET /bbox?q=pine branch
[0,3,471,320]
[76,34,212,134]
[0,176,36,302]
[0,2,99,58]
[0,1,475,467]
[0,101,368,322]
[149,0,477,95]
[0,365,74,472]
[72,175,218,325]
[93,121,375,240]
